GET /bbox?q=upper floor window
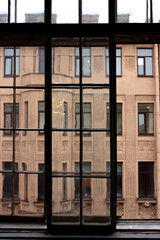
[4,103,19,136]
[137,49,153,76]
[138,103,154,136]
[38,101,45,135]
[139,162,154,199]
[106,48,122,76]
[39,48,54,74]
[107,162,123,199]
[107,103,122,135]
[38,164,45,201]
[75,103,91,136]
[4,48,20,76]
[75,162,91,199]
[3,162,19,200]
[75,48,91,77]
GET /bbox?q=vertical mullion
[15,0,17,23]
[109,37,117,230]
[12,47,16,216]
[146,0,148,23]
[150,0,153,23]
[79,38,83,225]
[79,0,82,24]
[109,0,116,24]
[45,0,52,24]
[8,0,11,23]
[45,36,52,229]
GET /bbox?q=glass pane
[147,173,154,197]
[138,103,154,112]
[15,174,44,216]
[52,177,80,223]
[52,0,78,23]
[52,132,80,172]
[17,0,44,23]
[146,113,154,134]
[0,0,8,23]
[52,88,79,129]
[137,49,152,57]
[138,58,144,75]
[5,58,12,75]
[82,0,108,23]
[83,88,109,128]
[153,0,160,22]
[15,131,44,172]
[117,0,147,23]
[17,47,45,86]
[82,44,109,84]
[83,178,110,224]
[52,44,79,84]
[139,114,145,134]
[116,57,121,76]
[145,57,153,76]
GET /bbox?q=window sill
[1,198,20,203]
[73,198,92,203]
[137,198,156,203]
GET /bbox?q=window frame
[1,0,159,236]
[138,103,154,136]
[4,103,19,136]
[38,101,45,135]
[4,48,20,77]
[137,48,153,77]
[75,47,91,77]
[106,47,122,77]
[138,162,154,199]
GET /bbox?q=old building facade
[0,41,159,221]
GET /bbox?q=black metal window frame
[0,0,159,236]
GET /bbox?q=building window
[4,103,19,136]
[106,48,122,76]
[39,48,54,74]
[23,101,28,136]
[75,48,91,77]
[38,101,45,134]
[137,49,153,76]
[62,163,67,201]
[106,103,122,135]
[2,162,19,199]
[75,103,91,136]
[22,163,28,201]
[63,101,67,136]
[38,164,45,201]
[139,162,154,199]
[107,162,122,199]
[75,162,91,199]
[4,48,20,76]
[138,103,154,135]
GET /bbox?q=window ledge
[1,198,20,203]
[137,198,156,204]
[73,198,92,203]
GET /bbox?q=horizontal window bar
[0,86,45,90]
[0,170,44,174]
[0,128,43,131]
[52,174,111,179]
[52,128,110,132]
[52,84,110,88]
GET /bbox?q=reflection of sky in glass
[0,0,160,23]
[0,0,8,13]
